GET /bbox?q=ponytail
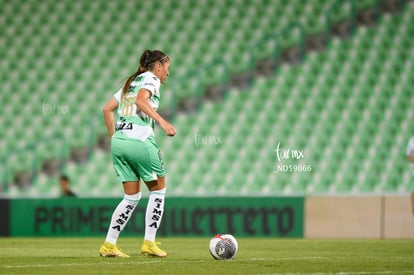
[121,49,169,100]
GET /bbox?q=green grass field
[1,237,413,275]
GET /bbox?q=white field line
[3,256,414,272]
[3,260,163,269]
[2,257,287,269]
[3,257,316,269]
[259,271,414,275]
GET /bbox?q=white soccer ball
[208,234,238,260]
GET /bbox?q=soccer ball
[208,234,238,260]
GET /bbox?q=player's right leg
[141,177,167,257]
[138,138,168,257]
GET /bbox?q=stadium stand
[1,0,413,196]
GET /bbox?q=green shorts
[111,136,165,182]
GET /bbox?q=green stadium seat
[2,0,414,196]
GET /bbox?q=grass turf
[0,237,413,275]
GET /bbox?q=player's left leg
[100,181,141,258]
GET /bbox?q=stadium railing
[247,22,306,85]
[2,133,66,193]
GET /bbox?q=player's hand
[160,121,176,137]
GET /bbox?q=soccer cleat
[141,240,167,257]
[99,242,130,258]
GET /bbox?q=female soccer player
[99,49,175,258]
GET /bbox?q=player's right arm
[102,97,119,137]
[136,88,176,137]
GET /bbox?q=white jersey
[113,71,161,141]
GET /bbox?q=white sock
[144,188,166,242]
[105,192,141,244]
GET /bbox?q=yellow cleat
[141,240,167,257]
[99,242,130,258]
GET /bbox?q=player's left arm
[102,97,119,137]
